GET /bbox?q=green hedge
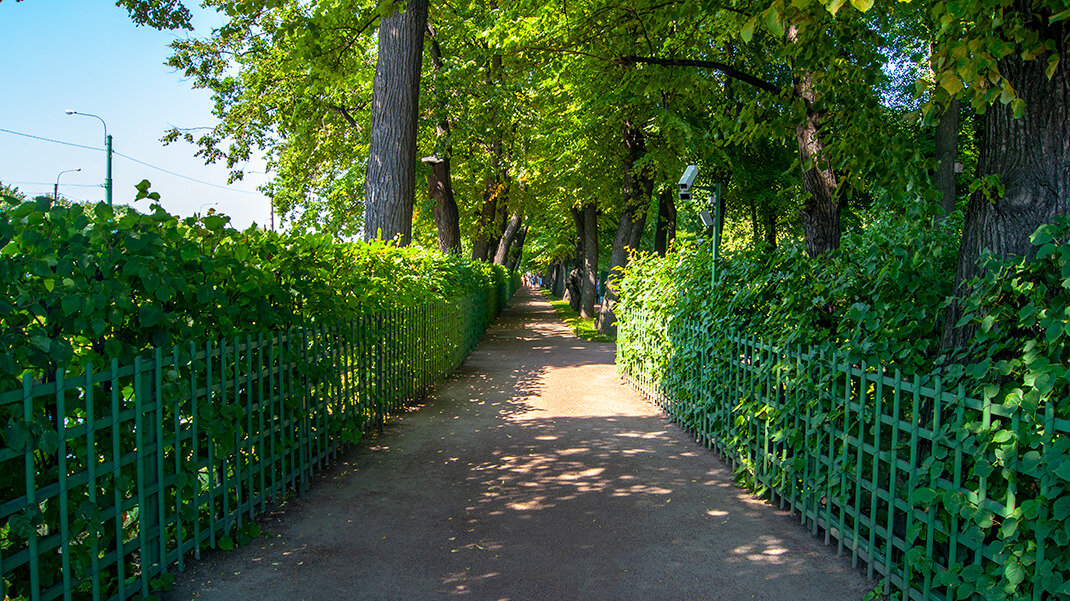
[0,197,519,601]
[616,212,1070,600]
[0,196,508,388]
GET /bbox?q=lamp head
[678,165,699,190]
[64,109,76,115]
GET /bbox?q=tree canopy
[76,0,1068,344]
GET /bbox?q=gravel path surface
[164,287,873,601]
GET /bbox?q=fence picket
[615,311,1066,601]
[0,278,520,601]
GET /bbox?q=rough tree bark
[934,98,960,217]
[494,212,522,265]
[580,201,599,319]
[471,180,499,261]
[363,0,428,244]
[598,121,651,336]
[566,208,585,311]
[941,23,1069,351]
[425,157,462,253]
[553,261,567,298]
[506,225,528,272]
[654,188,676,256]
[788,25,843,257]
[424,27,461,254]
[489,187,510,260]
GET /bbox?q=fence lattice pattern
[1,280,517,601]
[617,310,1068,601]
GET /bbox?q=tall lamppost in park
[54,168,81,201]
[65,110,112,205]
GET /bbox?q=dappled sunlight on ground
[163,288,872,601]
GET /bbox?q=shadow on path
[165,288,873,601]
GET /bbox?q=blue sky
[0,0,270,229]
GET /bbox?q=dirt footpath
[165,287,873,601]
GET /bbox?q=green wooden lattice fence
[1,279,518,601]
[617,309,1070,601]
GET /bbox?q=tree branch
[615,55,780,93]
[324,102,361,128]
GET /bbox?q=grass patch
[539,289,615,342]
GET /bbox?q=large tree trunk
[425,28,461,254]
[363,0,428,244]
[789,25,843,258]
[764,202,778,250]
[580,201,599,319]
[566,208,585,312]
[426,157,461,253]
[598,121,651,336]
[934,98,960,217]
[654,188,676,256]
[489,178,511,257]
[941,31,1070,351]
[494,212,522,265]
[470,184,498,261]
[506,225,528,272]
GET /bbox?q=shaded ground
[165,287,873,601]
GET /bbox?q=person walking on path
[165,287,873,601]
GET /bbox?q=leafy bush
[617,208,959,375]
[0,195,508,388]
[0,195,515,601]
[616,209,1070,600]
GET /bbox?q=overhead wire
[0,127,103,152]
[5,180,102,188]
[1,126,263,196]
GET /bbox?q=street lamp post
[54,168,81,201]
[679,165,723,286]
[65,110,112,205]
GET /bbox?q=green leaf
[1012,99,1026,119]
[2,422,33,452]
[1005,561,1025,586]
[1046,55,1060,80]
[1054,461,1070,481]
[992,428,1014,444]
[849,0,873,11]
[910,487,936,506]
[29,335,51,353]
[139,304,164,328]
[825,0,846,15]
[1051,9,1070,24]
[740,18,756,43]
[218,534,234,550]
[764,10,784,37]
[1052,495,1070,520]
[1022,451,1042,473]
[1000,517,1019,538]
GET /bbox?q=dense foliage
[616,213,1070,599]
[0,193,516,601]
[617,206,960,374]
[0,192,508,390]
